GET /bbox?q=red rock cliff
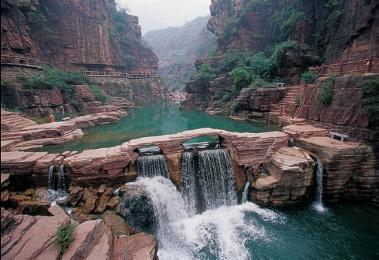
[1,0,158,72]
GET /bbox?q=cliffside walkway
[82,70,158,79]
[1,55,43,70]
[309,57,379,76]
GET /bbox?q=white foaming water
[181,152,198,216]
[241,182,250,204]
[136,176,283,260]
[313,158,327,213]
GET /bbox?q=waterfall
[48,165,56,190]
[48,164,67,201]
[242,182,250,204]
[313,158,326,212]
[137,154,169,178]
[123,148,283,260]
[132,177,192,259]
[130,177,283,260]
[198,149,237,210]
[180,152,198,216]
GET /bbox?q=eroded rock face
[89,77,166,107]
[1,206,69,260]
[111,233,158,260]
[183,0,377,113]
[1,84,127,117]
[116,183,156,234]
[251,147,315,207]
[1,207,158,260]
[298,75,374,139]
[1,0,158,72]
[1,109,126,152]
[297,136,378,202]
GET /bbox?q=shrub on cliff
[89,84,108,104]
[50,220,77,256]
[231,101,241,112]
[301,71,318,84]
[197,64,219,82]
[222,16,238,41]
[249,77,274,89]
[23,66,86,92]
[362,75,379,126]
[319,75,336,106]
[230,67,253,91]
[248,53,276,80]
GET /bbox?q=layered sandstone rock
[1,206,69,260]
[1,109,127,152]
[1,0,158,72]
[297,136,378,202]
[251,147,315,206]
[1,84,127,117]
[88,77,166,107]
[111,233,158,260]
[297,75,375,140]
[232,87,289,119]
[64,146,130,187]
[1,207,158,260]
[0,109,37,131]
[183,0,377,114]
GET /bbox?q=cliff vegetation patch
[319,75,336,106]
[50,220,77,257]
[362,75,379,126]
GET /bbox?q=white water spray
[242,181,250,204]
[132,176,283,260]
[313,158,326,212]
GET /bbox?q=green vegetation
[196,64,220,82]
[228,41,297,93]
[89,84,108,104]
[319,75,336,106]
[361,75,379,126]
[325,0,342,29]
[1,80,11,89]
[295,95,301,107]
[50,220,77,257]
[231,101,241,112]
[222,16,238,41]
[18,0,32,8]
[22,66,86,93]
[272,7,305,41]
[193,41,298,101]
[20,66,108,104]
[301,71,318,84]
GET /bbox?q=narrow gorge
[1,0,378,259]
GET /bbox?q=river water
[42,103,278,153]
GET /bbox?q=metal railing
[309,57,379,76]
[82,70,158,79]
[1,55,43,69]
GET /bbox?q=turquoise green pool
[43,103,279,153]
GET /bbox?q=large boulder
[111,233,158,260]
[251,147,315,206]
[116,183,156,234]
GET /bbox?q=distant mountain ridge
[144,16,215,90]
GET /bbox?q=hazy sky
[116,0,211,34]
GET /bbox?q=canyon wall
[182,0,378,114]
[1,0,158,72]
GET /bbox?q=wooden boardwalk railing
[82,70,158,79]
[1,55,43,69]
[309,57,379,76]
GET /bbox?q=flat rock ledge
[1,109,127,152]
[1,207,158,260]
[252,147,315,206]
